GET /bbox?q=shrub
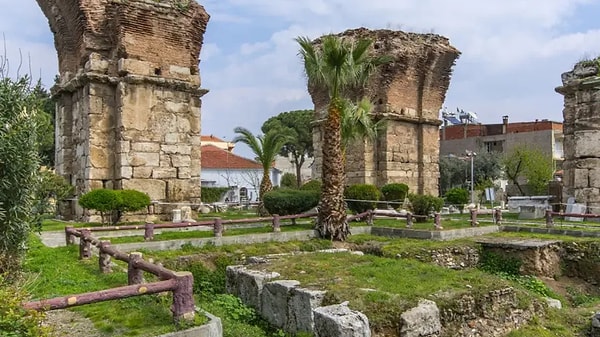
[263,189,320,216]
[78,189,150,224]
[380,183,409,202]
[445,187,469,212]
[34,170,74,215]
[344,184,381,214]
[201,187,229,203]
[0,276,50,337]
[408,194,444,222]
[300,180,322,191]
[280,172,298,189]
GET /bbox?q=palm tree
[341,97,385,152]
[233,127,288,215]
[296,34,387,241]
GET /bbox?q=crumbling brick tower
[310,28,460,196]
[556,60,600,213]
[36,0,210,220]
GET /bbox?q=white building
[200,144,281,203]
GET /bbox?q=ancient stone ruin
[36,0,210,220]
[309,28,460,196]
[556,60,600,213]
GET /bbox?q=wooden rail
[546,210,600,228]
[353,208,504,229]
[26,227,195,323]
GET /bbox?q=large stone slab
[313,303,371,337]
[399,300,441,337]
[225,266,280,311]
[261,280,301,328]
[287,287,327,334]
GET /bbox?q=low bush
[0,276,50,337]
[380,183,409,202]
[263,189,320,216]
[445,187,469,212]
[299,180,322,191]
[78,189,151,224]
[344,184,381,214]
[280,173,298,189]
[201,187,230,203]
[407,194,444,222]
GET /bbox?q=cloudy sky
[2,0,600,157]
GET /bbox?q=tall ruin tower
[310,29,460,195]
[556,60,600,213]
[36,0,210,220]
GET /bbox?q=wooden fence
[350,208,503,229]
[25,228,195,323]
[546,210,600,228]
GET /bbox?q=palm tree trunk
[316,97,349,241]
[257,169,273,216]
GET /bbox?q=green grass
[23,236,198,336]
[371,217,495,230]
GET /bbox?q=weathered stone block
[165,101,188,114]
[165,133,180,144]
[261,280,301,329]
[122,179,166,200]
[287,287,326,334]
[118,58,153,76]
[166,179,199,201]
[225,266,280,311]
[128,152,160,167]
[162,144,192,155]
[133,167,153,179]
[120,166,133,179]
[178,167,192,179]
[574,131,600,158]
[172,155,191,167]
[399,299,441,337]
[152,168,178,179]
[313,303,370,337]
[131,142,161,153]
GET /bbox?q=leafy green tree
[445,187,469,213]
[439,156,468,195]
[34,169,74,216]
[31,82,55,167]
[503,146,553,195]
[262,110,313,187]
[280,172,298,189]
[297,34,388,241]
[0,74,44,273]
[439,150,502,195]
[473,150,503,187]
[233,127,288,215]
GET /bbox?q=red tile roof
[201,145,262,169]
[201,135,225,142]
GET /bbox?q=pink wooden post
[79,229,92,260]
[128,252,144,285]
[99,241,112,273]
[213,218,223,237]
[171,271,196,323]
[65,226,75,245]
[272,214,281,232]
[434,212,443,230]
[406,212,413,228]
[367,210,374,226]
[470,209,479,227]
[545,209,554,228]
[144,222,155,241]
[494,208,503,225]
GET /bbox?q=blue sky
[1,0,600,158]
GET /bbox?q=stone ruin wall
[36,0,209,220]
[556,61,600,214]
[310,28,460,196]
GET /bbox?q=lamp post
[466,150,477,204]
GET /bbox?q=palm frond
[233,127,263,159]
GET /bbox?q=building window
[484,141,504,153]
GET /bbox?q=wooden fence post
[434,212,443,230]
[79,229,92,260]
[99,241,112,273]
[144,222,155,241]
[545,209,554,228]
[367,210,374,226]
[213,218,223,237]
[406,212,413,228]
[272,214,281,232]
[65,226,75,245]
[171,271,195,323]
[128,252,144,285]
[494,208,503,225]
[470,209,479,227]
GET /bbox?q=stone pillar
[309,28,460,196]
[36,0,210,221]
[556,61,600,213]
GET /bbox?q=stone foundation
[36,0,210,220]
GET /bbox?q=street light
[465,150,477,204]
